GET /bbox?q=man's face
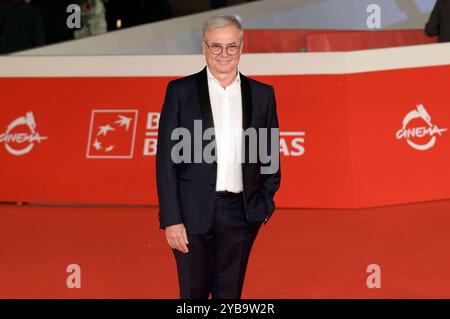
[202,25,243,77]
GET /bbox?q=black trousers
[173,195,262,299]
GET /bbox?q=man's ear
[240,41,244,54]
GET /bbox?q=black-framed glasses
[204,41,241,55]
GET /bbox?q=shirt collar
[206,66,240,87]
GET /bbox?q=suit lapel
[240,73,253,131]
[196,67,217,177]
[196,67,215,130]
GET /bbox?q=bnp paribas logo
[395,104,447,151]
[86,109,139,159]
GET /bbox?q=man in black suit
[156,15,281,299]
[425,0,450,42]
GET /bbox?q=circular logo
[0,112,48,156]
[396,104,447,151]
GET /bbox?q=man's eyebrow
[210,42,239,46]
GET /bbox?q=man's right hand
[165,223,189,253]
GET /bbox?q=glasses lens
[210,45,222,54]
[227,46,239,55]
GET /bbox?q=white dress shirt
[207,67,243,193]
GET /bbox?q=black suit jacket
[156,67,281,235]
[425,0,450,42]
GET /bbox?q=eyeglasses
[204,41,241,55]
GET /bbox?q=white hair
[202,15,244,40]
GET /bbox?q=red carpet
[1,200,450,298]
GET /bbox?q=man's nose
[219,48,229,58]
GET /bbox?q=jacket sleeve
[260,86,281,223]
[425,1,440,37]
[156,81,183,229]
